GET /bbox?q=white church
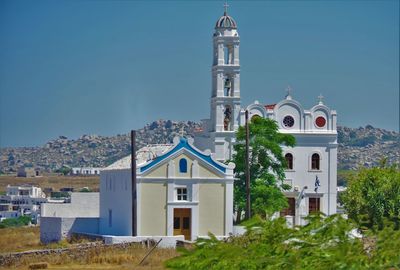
[194,6,337,226]
[40,6,337,244]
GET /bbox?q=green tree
[232,117,295,221]
[56,166,72,176]
[342,165,400,230]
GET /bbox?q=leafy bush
[0,215,32,228]
[55,166,72,176]
[166,215,400,270]
[342,166,400,230]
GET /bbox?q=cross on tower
[224,1,229,14]
[318,94,324,104]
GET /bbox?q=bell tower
[209,4,241,161]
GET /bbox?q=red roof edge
[265,104,276,110]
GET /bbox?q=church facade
[195,8,338,225]
[40,7,338,244]
[100,137,235,240]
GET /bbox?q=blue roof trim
[139,137,226,173]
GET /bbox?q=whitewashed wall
[40,217,99,243]
[41,193,99,218]
[99,169,132,236]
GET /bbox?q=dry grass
[0,227,180,269]
[0,175,99,193]
[0,227,92,253]
[1,243,179,270]
[0,227,42,253]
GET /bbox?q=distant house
[17,167,40,177]
[71,167,103,176]
[0,185,47,223]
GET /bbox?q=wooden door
[173,208,191,240]
[309,198,320,214]
[280,197,295,216]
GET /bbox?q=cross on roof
[224,1,229,14]
[179,126,185,137]
[285,85,292,98]
[318,94,324,104]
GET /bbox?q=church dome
[215,12,237,29]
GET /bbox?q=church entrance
[173,208,191,240]
[309,198,321,214]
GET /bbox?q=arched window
[179,158,187,173]
[224,106,232,131]
[224,45,233,65]
[224,46,229,64]
[224,78,232,96]
[311,153,320,170]
[285,153,293,170]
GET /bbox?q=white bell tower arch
[209,4,241,161]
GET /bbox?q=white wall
[99,170,132,236]
[41,193,99,218]
[40,217,99,243]
[282,133,337,219]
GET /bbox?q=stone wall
[40,217,99,243]
[0,242,137,267]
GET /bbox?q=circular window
[315,116,326,128]
[283,115,295,128]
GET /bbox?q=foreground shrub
[166,215,400,270]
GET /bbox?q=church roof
[140,137,228,173]
[104,137,233,174]
[105,144,172,170]
[215,12,237,29]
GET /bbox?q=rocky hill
[0,121,398,173]
[337,125,399,170]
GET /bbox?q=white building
[40,192,100,243]
[71,167,103,175]
[194,8,338,225]
[0,185,47,223]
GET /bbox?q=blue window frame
[179,158,187,173]
[108,209,112,227]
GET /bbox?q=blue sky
[0,0,398,147]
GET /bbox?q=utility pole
[131,130,137,236]
[245,110,251,220]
